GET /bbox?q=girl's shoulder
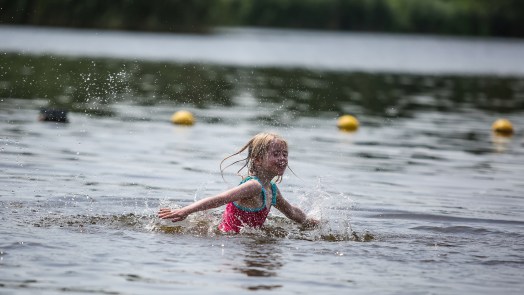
[238,177,263,190]
[240,176,260,185]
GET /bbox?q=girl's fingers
[158,211,175,219]
[160,213,175,219]
[171,216,185,222]
[158,209,174,216]
[157,208,186,222]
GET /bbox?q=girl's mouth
[277,163,287,170]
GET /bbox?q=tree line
[1,0,523,37]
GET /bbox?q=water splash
[22,176,373,242]
[31,205,373,242]
[283,177,364,241]
[150,178,373,242]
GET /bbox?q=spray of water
[149,178,374,242]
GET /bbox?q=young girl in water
[158,132,318,233]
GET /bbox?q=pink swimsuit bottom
[218,176,277,233]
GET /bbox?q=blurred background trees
[1,0,523,37]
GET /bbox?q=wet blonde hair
[220,132,288,183]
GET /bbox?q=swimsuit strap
[270,182,277,205]
[243,176,278,205]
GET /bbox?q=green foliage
[0,0,221,32]
[0,0,523,36]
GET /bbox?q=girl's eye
[273,151,288,157]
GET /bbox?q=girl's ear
[252,155,264,167]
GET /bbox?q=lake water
[1,25,524,294]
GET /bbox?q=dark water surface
[1,26,524,294]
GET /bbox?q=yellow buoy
[337,115,359,132]
[491,118,514,136]
[171,110,195,126]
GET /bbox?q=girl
[158,132,318,233]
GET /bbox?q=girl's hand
[302,218,320,229]
[158,208,188,222]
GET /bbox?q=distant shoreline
[2,25,524,77]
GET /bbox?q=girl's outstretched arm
[274,190,319,227]
[158,180,261,222]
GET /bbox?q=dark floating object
[39,108,69,123]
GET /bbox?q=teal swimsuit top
[233,176,277,212]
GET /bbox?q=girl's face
[260,139,288,176]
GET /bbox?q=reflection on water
[235,238,283,278]
[0,54,236,116]
[1,53,523,119]
[490,133,514,153]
